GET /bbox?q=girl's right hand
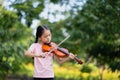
[37,52,48,58]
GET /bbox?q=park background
[0,0,120,80]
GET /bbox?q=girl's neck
[37,41,42,44]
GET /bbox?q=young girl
[25,25,75,80]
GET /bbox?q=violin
[42,42,83,64]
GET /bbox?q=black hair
[35,25,49,43]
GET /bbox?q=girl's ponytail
[35,36,38,43]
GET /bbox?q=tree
[0,6,33,79]
[4,0,120,72]
[83,0,120,71]
[14,1,45,26]
[55,0,120,71]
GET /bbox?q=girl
[25,25,75,80]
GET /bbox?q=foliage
[10,0,120,71]
[80,64,95,73]
[55,63,120,80]
[1,0,120,79]
[53,0,120,71]
[0,7,33,79]
[87,41,120,71]
[21,62,120,80]
[82,0,120,71]
[11,0,44,27]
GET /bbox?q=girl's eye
[43,33,51,38]
[44,35,49,38]
[46,34,51,37]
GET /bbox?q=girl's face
[39,30,51,44]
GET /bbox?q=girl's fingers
[41,52,49,58]
[69,53,75,59]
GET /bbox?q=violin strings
[48,35,70,54]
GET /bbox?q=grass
[18,62,120,80]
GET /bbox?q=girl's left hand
[69,53,75,59]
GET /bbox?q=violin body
[42,42,83,64]
[42,42,68,57]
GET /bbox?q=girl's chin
[45,41,51,44]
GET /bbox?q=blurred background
[0,0,120,80]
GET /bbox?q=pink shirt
[28,43,54,78]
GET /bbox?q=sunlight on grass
[21,63,34,76]
[103,69,120,80]
[54,63,81,79]
[22,62,120,80]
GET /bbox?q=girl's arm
[24,50,47,58]
[55,53,75,64]
[25,50,38,57]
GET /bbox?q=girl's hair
[35,25,49,43]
